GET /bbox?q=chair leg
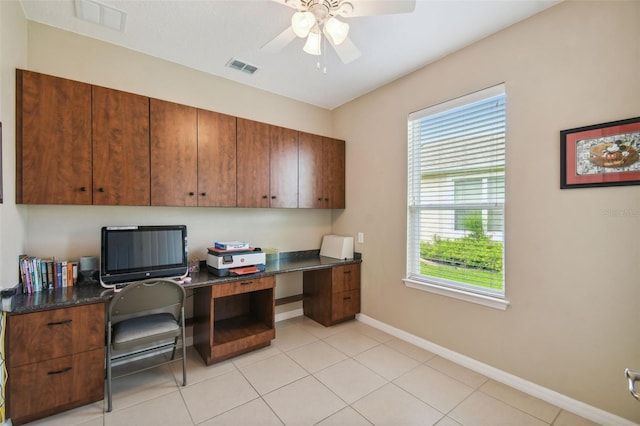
[181,309,187,386]
[106,324,113,412]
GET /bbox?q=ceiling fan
[262,0,416,64]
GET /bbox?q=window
[405,85,507,309]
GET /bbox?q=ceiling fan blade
[262,26,297,53]
[330,36,362,64]
[270,0,302,10]
[340,0,416,17]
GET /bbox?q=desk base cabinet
[303,264,361,327]
[6,303,105,426]
[194,276,275,365]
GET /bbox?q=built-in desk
[2,250,361,424]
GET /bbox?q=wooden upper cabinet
[197,110,237,207]
[269,126,298,208]
[299,132,345,209]
[16,69,92,205]
[92,86,150,205]
[150,98,198,206]
[237,118,298,208]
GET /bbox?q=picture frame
[560,116,640,189]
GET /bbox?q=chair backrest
[108,278,186,326]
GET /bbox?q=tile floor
[26,317,601,426]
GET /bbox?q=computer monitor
[100,225,188,288]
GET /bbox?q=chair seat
[112,313,180,351]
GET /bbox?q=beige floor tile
[25,401,104,426]
[231,344,282,368]
[104,390,192,426]
[553,410,602,426]
[426,356,488,388]
[435,416,464,426]
[314,358,388,404]
[108,364,180,412]
[354,344,421,381]
[449,391,548,426]
[324,329,380,357]
[271,323,319,352]
[352,383,444,426]
[286,339,348,373]
[315,406,374,426]
[385,338,437,363]
[263,375,346,425]
[239,353,309,395]
[304,318,355,339]
[198,397,284,426]
[480,380,560,423]
[349,322,396,343]
[171,346,236,386]
[394,364,475,413]
[180,369,258,424]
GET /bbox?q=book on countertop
[214,241,250,251]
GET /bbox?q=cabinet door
[324,137,345,209]
[197,110,237,207]
[298,132,324,208]
[298,133,345,209]
[16,70,92,204]
[92,86,150,205]
[270,126,298,208]
[236,118,271,208]
[150,99,198,206]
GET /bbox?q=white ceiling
[19,0,560,110]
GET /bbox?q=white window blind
[407,85,506,299]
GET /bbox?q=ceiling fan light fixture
[324,17,349,45]
[303,28,322,55]
[291,11,315,38]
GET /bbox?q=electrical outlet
[357,232,364,244]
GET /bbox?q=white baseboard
[275,308,304,323]
[356,313,636,426]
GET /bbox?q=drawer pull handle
[343,271,352,274]
[343,296,351,300]
[47,319,72,326]
[48,367,72,375]
[240,281,253,286]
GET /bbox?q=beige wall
[0,1,28,287]
[332,0,640,422]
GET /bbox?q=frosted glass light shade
[291,11,315,38]
[325,17,349,45]
[303,30,322,55]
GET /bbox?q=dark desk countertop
[2,250,362,315]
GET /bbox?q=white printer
[206,247,266,276]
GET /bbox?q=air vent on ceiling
[75,0,126,32]
[226,58,259,75]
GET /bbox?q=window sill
[403,278,510,311]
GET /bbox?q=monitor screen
[100,225,188,287]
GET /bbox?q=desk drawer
[8,347,104,424]
[212,276,275,298]
[332,264,360,293]
[8,303,105,367]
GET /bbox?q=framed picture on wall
[560,116,640,189]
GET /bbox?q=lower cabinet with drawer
[7,303,105,425]
[303,263,361,327]
[193,276,276,365]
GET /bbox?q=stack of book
[19,255,78,293]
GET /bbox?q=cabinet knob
[188,192,195,196]
[98,187,105,193]
[262,195,268,199]
[324,198,329,201]
[317,197,323,201]
[271,195,277,199]
[80,186,87,192]
[200,192,207,197]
